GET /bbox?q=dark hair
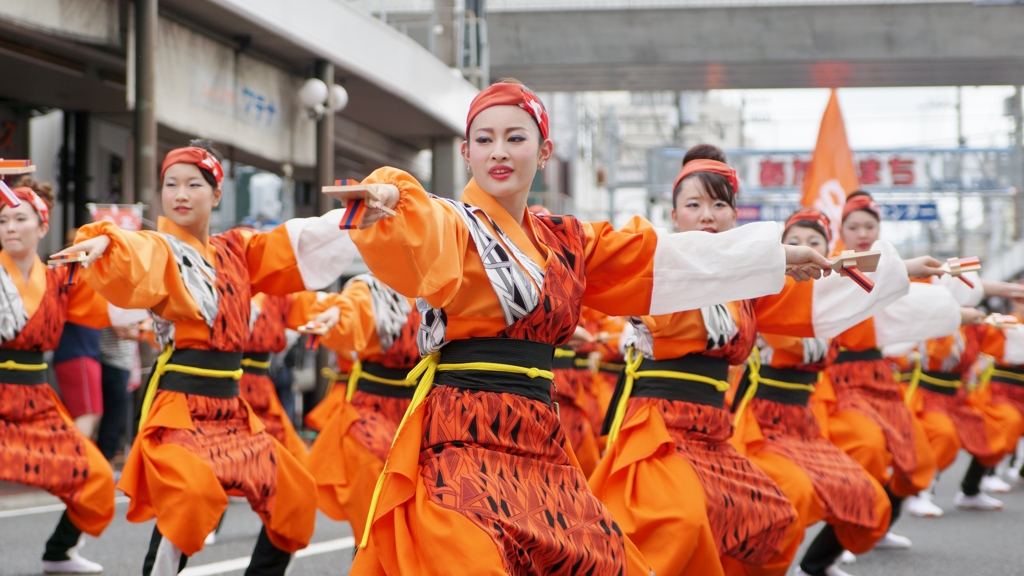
[845,190,873,203]
[673,144,735,209]
[189,139,223,188]
[786,220,829,242]
[8,175,55,209]
[843,189,880,222]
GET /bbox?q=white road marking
[0,496,130,518]
[179,537,355,576]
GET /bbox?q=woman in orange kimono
[816,191,966,553]
[977,306,1024,483]
[304,273,420,542]
[239,291,320,466]
[60,141,357,576]
[0,178,115,574]
[344,81,831,575]
[732,210,891,576]
[591,149,931,576]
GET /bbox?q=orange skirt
[985,382,1024,440]
[554,367,600,476]
[590,398,796,576]
[911,387,1004,470]
[304,380,347,432]
[240,371,309,466]
[117,391,316,556]
[824,359,935,495]
[732,398,890,555]
[353,386,650,576]
[306,389,410,540]
[0,382,114,536]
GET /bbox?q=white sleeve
[649,221,786,314]
[882,341,919,359]
[107,304,150,327]
[933,271,984,307]
[873,283,962,347]
[1002,329,1024,365]
[284,209,357,290]
[810,240,910,338]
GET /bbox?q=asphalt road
[0,452,1020,576]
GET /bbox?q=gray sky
[717,86,1018,150]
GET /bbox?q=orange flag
[801,89,859,248]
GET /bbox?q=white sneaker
[905,493,945,517]
[839,550,857,564]
[204,530,217,546]
[42,548,103,574]
[983,474,1013,493]
[1004,467,1024,485]
[873,531,912,550]
[954,491,1003,510]
[794,563,856,576]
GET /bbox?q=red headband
[842,194,880,222]
[672,159,740,198]
[11,186,49,224]
[160,147,224,187]
[466,83,549,141]
[785,208,831,242]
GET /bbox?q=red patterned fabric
[152,395,278,515]
[2,268,67,351]
[379,306,422,370]
[245,294,289,354]
[205,231,255,352]
[990,382,1024,418]
[920,388,997,459]
[0,383,89,496]
[828,358,917,479]
[240,372,287,443]
[421,386,629,575]
[627,397,794,564]
[750,398,880,529]
[349,390,411,462]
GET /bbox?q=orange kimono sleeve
[979,325,1007,360]
[285,291,323,330]
[74,222,202,323]
[315,282,376,357]
[66,281,111,330]
[348,167,468,309]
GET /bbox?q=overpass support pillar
[432,137,465,199]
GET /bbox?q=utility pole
[1013,86,1024,240]
[606,107,618,225]
[134,0,157,214]
[314,58,335,408]
[956,86,965,257]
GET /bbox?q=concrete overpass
[488,1,1024,91]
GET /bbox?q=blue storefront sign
[738,202,939,223]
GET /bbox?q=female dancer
[345,80,830,575]
[817,191,964,551]
[732,209,954,576]
[0,177,115,574]
[59,141,356,576]
[304,273,420,542]
[977,304,1024,483]
[590,150,939,576]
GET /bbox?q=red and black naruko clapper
[0,159,36,208]
[298,322,328,350]
[940,257,981,289]
[787,249,880,293]
[322,179,397,230]
[47,252,87,286]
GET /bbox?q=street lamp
[300,78,349,119]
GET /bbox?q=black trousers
[97,363,130,460]
[42,511,82,561]
[142,525,291,576]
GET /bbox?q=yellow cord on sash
[343,359,419,403]
[904,354,961,406]
[138,347,244,432]
[733,348,817,425]
[359,352,555,549]
[604,348,732,452]
[554,348,576,359]
[320,367,348,399]
[240,357,271,370]
[0,359,48,371]
[977,360,1024,394]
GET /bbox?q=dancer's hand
[982,280,1024,300]
[960,307,985,326]
[904,256,945,279]
[568,326,594,346]
[784,245,832,282]
[359,184,400,229]
[312,306,342,331]
[51,235,111,268]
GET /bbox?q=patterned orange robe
[306,277,420,541]
[347,167,794,575]
[0,251,115,537]
[75,216,342,556]
[730,333,890,558]
[239,292,318,467]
